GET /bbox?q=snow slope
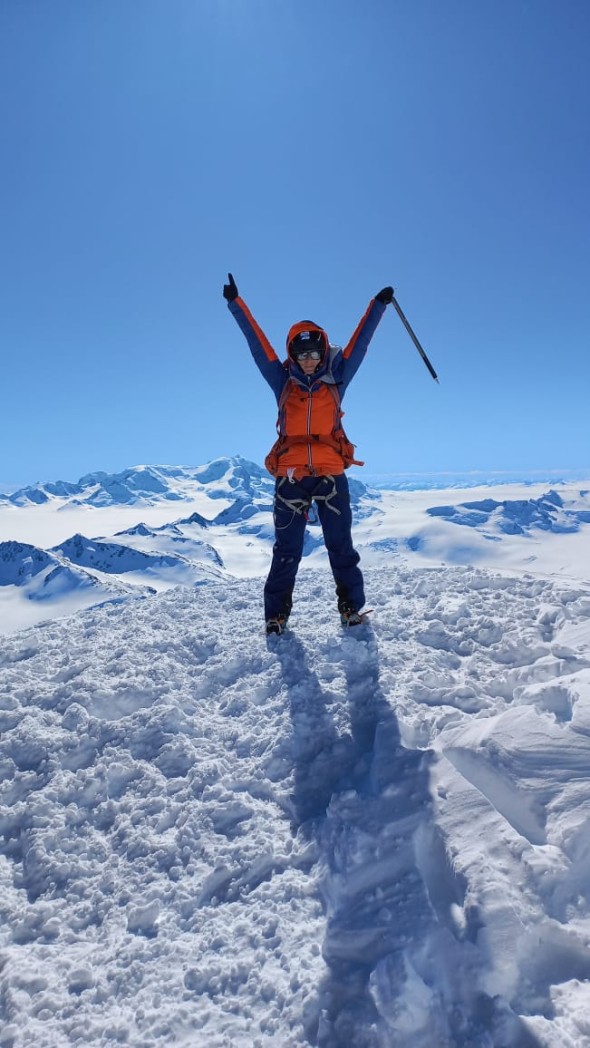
[2,565,590,1047]
[0,541,148,634]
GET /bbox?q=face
[297,352,323,375]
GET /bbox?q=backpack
[264,377,364,477]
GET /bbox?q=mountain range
[0,459,276,508]
[1,456,590,635]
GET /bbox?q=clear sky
[1,0,589,491]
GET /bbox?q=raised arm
[338,286,393,387]
[223,273,286,399]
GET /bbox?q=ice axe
[389,292,439,383]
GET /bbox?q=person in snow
[223,273,393,635]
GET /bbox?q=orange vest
[265,380,362,479]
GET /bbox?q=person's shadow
[271,629,542,1048]
[269,630,358,830]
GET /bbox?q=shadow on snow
[271,629,542,1048]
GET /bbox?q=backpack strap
[324,383,364,468]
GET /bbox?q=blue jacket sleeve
[335,299,387,391]
[228,298,287,401]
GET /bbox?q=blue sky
[1,0,589,491]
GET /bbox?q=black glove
[223,272,238,302]
[375,286,394,305]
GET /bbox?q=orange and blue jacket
[228,296,387,478]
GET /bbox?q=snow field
[0,563,590,1045]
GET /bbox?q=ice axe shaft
[391,295,439,383]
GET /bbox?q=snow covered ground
[2,461,590,1046]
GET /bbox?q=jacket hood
[286,320,329,358]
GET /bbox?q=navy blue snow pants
[264,473,365,620]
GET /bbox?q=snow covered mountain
[0,540,146,605]
[53,532,223,578]
[427,488,590,536]
[0,457,276,509]
[0,527,227,633]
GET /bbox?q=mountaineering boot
[265,614,289,636]
[265,594,292,636]
[339,600,364,627]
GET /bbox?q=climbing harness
[273,475,341,530]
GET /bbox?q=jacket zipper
[307,386,313,472]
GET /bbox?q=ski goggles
[292,348,323,361]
